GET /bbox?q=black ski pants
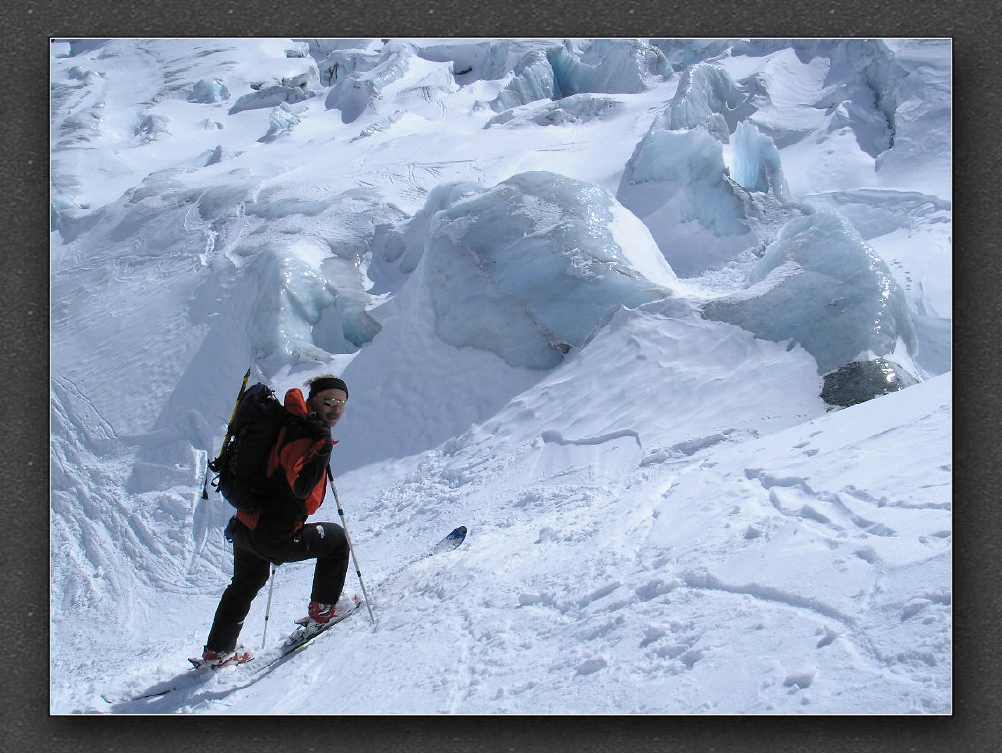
[205,517,350,653]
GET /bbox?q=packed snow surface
[50,37,951,715]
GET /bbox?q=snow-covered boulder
[489,50,556,111]
[703,211,917,374]
[547,38,669,96]
[486,93,623,128]
[418,171,680,369]
[821,358,918,408]
[188,78,230,103]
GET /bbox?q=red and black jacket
[236,388,335,540]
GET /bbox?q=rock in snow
[821,358,918,408]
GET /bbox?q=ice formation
[702,211,917,373]
[547,39,669,97]
[315,46,383,86]
[489,50,556,112]
[324,42,456,124]
[367,181,482,295]
[188,78,230,104]
[665,63,753,140]
[417,171,679,369]
[731,120,789,198]
[258,102,303,143]
[486,93,623,128]
[229,83,315,114]
[417,40,554,84]
[617,124,754,276]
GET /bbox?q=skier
[199,375,352,667]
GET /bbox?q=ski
[273,597,364,661]
[432,525,467,555]
[105,525,468,706]
[187,649,255,671]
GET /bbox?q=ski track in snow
[49,38,951,715]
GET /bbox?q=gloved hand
[303,411,332,440]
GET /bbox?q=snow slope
[50,38,951,715]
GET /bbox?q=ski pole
[262,565,277,649]
[202,367,252,499]
[327,466,376,627]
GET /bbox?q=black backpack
[208,383,288,513]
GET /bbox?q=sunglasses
[321,397,347,409]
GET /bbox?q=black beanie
[308,376,349,400]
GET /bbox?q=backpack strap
[266,425,288,479]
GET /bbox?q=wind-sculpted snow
[420,171,679,369]
[486,94,624,128]
[703,211,917,373]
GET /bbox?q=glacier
[47,37,952,717]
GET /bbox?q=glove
[303,412,332,440]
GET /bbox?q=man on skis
[199,375,352,667]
